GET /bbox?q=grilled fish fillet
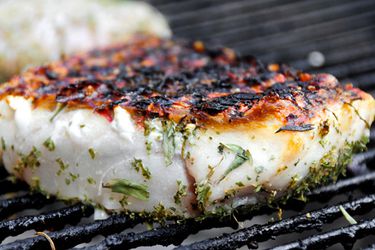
[0,36,374,218]
[0,0,170,81]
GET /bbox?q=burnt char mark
[196,92,259,115]
[0,35,362,124]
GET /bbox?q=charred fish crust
[0,35,363,125]
[194,92,260,116]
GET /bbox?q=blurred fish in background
[0,0,171,80]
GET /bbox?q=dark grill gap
[1,0,375,249]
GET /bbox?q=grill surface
[1,0,375,249]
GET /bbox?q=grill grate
[1,0,375,249]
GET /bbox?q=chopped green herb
[255,165,264,174]
[255,165,264,181]
[152,203,174,221]
[207,164,215,180]
[319,139,326,148]
[224,188,236,199]
[65,178,71,185]
[88,148,96,159]
[56,158,69,176]
[87,177,96,185]
[103,179,149,201]
[50,103,66,122]
[174,180,187,205]
[196,182,211,211]
[254,184,262,192]
[80,124,86,128]
[131,158,151,180]
[43,137,55,151]
[119,196,129,207]
[161,120,176,166]
[344,102,370,128]
[339,205,357,225]
[235,181,244,187]
[1,137,5,151]
[218,143,253,182]
[69,172,79,182]
[145,141,152,154]
[15,147,41,173]
[143,120,151,136]
[31,176,41,192]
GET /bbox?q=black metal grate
[1,0,375,249]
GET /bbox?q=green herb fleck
[50,103,66,122]
[80,124,85,128]
[103,179,149,201]
[207,164,215,180]
[174,180,187,205]
[145,141,152,154]
[31,176,41,192]
[43,137,55,151]
[224,188,237,199]
[254,184,262,192]
[1,137,5,151]
[196,182,211,211]
[15,147,41,174]
[339,205,357,225]
[345,102,370,128]
[161,120,176,166]
[255,165,264,174]
[88,148,96,159]
[87,177,96,185]
[235,181,244,187]
[56,158,69,176]
[131,158,151,180]
[65,178,71,185]
[119,196,129,207]
[218,143,252,182]
[69,172,79,182]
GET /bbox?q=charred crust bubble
[0,35,363,125]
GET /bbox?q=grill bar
[176,195,375,250]
[70,150,375,249]
[268,218,375,250]
[0,179,27,195]
[362,244,375,250]
[0,203,93,242]
[307,171,375,200]
[83,216,239,250]
[0,194,53,219]
[13,165,371,250]
[0,214,146,250]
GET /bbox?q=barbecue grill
[1,0,375,249]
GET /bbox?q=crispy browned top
[0,35,364,127]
